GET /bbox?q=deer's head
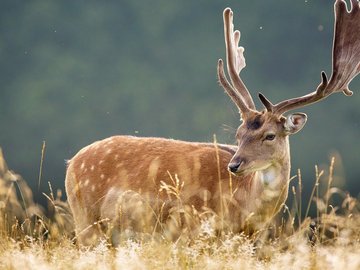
[220,1,359,175]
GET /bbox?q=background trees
[0,0,359,203]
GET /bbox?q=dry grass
[0,148,359,270]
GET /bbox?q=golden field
[0,149,359,270]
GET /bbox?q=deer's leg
[66,173,104,246]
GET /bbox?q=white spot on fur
[116,162,123,168]
[100,174,105,179]
[84,179,89,187]
[192,154,201,182]
[99,160,104,165]
[147,157,160,182]
[91,185,96,192]
[91,165,95,171]
[80,162,85,170]
[74,184,80,192]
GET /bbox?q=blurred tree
[0,0,359,203]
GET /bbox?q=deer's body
[66,0,360,246]
[66,135,290,245]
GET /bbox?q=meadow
[0,148,359,270]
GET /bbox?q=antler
[261,0,360,115]
[217,8,256,116]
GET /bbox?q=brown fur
[65,7,305,246]
[66,119,293,246]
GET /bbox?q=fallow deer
[65,0,360,246]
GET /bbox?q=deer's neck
[252,143,291,217]
[236,142,291,227]
[245,139,292,209]
[256,161,290,190]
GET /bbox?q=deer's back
[65,136,241,212]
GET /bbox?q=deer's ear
[284,113,307,134]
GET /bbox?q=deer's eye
[265,134,276,141]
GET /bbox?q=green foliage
[0,0,359,198]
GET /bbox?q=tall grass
[0,147,359,269]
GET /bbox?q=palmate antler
[217,8,256,117]
[261,0,360,115]
[219,1,360,117]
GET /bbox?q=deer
[65,0,360,246]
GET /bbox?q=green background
[0,0,359,204]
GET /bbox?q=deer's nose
[228,162,241,173]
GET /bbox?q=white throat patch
[259,167,281,189]
[257,166,283,201]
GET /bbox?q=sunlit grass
[0,148,359,269]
